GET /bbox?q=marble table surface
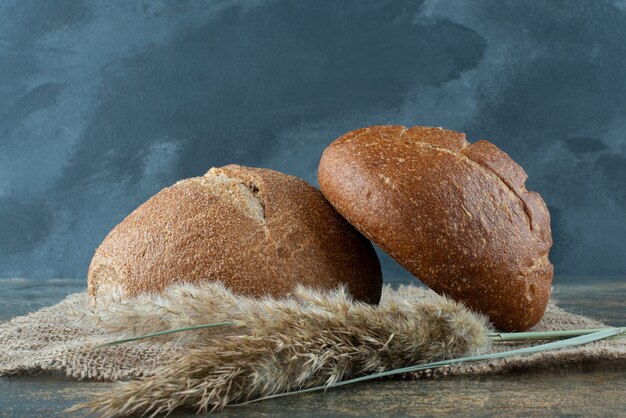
[1,277,624,417]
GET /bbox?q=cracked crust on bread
[88,165,383,305]
[318,125,553,331]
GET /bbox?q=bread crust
[318,126,553,331]
[88,165,382,304]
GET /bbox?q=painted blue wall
[1,0,625,281]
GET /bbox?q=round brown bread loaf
[318,126,553,331]
[88,164,382,304]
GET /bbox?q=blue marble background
[1,0,625,281]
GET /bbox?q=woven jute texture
[1,284,624,382]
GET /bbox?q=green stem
[97,322,626,349]
[489,328,616,341]
[95,321,241,348]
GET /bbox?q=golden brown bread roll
[88,164,382,304]
[318,126,553,331]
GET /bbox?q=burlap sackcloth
[1,284,624,381]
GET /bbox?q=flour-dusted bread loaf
[88,165,382,304]
[318,126,553,331]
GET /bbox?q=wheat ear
[73,285,490,417]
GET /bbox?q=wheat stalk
[69,282,622,417]
[71,285,490,417]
